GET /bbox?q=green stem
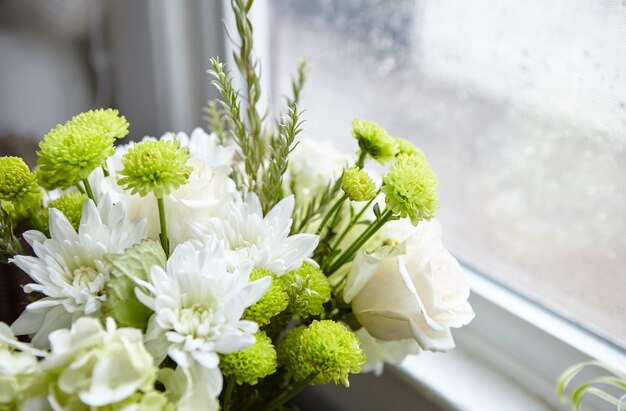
[331,193,378,249]
[157,196,169,256]
[326,210,394,274]
[27,207,46,234]
[261,373,318,411]
[316,194,348,235]
[356,150,367,168]
[222,375,236,411]
[81,178,96,205]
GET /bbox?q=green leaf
[104,239,166,329]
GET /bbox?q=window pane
[269,0,626,347]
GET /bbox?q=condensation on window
[270,0,626,347]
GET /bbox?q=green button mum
[117,139,192,198]
[341,167,376,202]
[41,192,88,230]
[221,332,277,386]
[0,157,40,206]
[382,154,438,225]
[278,320,365,386]
[37,109,129,189]
[352,118,397,164]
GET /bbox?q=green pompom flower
[352,118,397,164]
[280,263,331,318]
[243,269,289,326]
[37,109,128,189]
[382,154,438,225]
[341,167,376,202]
[117,139,192,198]
[279,320,365,386]
[395,137,427,163]
[0,156,40,207]
[221,332,277,385]
[44,192,88,230]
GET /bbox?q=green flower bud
[117,140,192,198]
[278,320,365,386]
[280,263,331,318]
[0,157,40,209]
[43,192,88,230]
[37,109,128,189]
[352,119,397,164]
[243,269,289,326]
[104,240,167,329]
[341,167,376,202]
[382,154,438,225]
[221,331,277,385]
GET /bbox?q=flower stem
[156,196,169,256]
[326,209,394,274]
[356,150,367,168]
[81,178,97,205]
[331,192,379,249]
[261,372,318,411]
[222,375,236,411]
[316,194,348,235]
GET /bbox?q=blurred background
[0,0,624,363]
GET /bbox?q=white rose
[284,138,352,199]
[95,129,238,248]
[344,220,475,352]
[356,328,421,376]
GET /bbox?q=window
[268,0,626,349]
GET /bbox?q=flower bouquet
[0,1,474,410]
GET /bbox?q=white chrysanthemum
[43,317,156,408]
[10,194,147,348]
[190,194,319,276]
[136,239,270,411]
[94,129,238,248]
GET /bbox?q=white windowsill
[392,268,626,411]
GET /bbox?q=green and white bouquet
[0,1,474,410]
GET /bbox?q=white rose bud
[344,220,475,352]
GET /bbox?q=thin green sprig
[205,101,227,145]
[260,106,303,213]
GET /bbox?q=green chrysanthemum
[117,139,192,198]
[37,109,129,189]
[43,192,88,230]
[0,156,40,207]
[278,320,365,386]
[280,263,331,318]
[341,167,376,202]
[352,118,397,164]
[382,154,438,225]
[395,137,427,163]
[220,331,277,385]
[243,269,289,326]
